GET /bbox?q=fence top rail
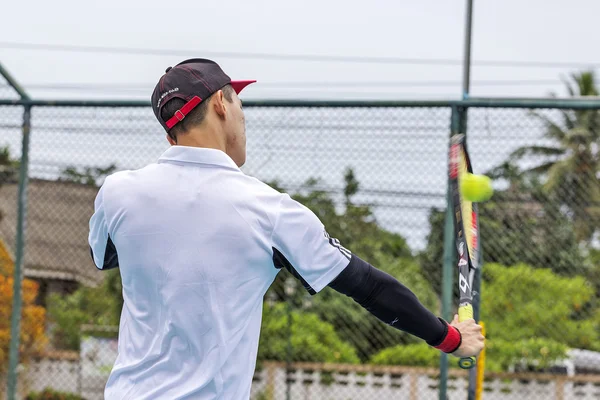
[1,97,600,109]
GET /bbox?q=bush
[26,388,86,400]
[481,263,599,350]
[258,302,359,364]
[310,253,439,361]
[485,338,569,372]
[369,343,440,367]
[369,337,569,372]
[47,270,121,350]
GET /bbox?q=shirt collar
[158,146,240,170]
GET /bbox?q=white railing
[14,354,600,399]
[251,362,600,400]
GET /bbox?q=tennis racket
[448,133,481,369]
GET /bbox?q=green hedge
[369,338,569,372]
[26,388,86,400]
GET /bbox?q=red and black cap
[151,58,256,132]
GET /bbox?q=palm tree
[509,71,600,243]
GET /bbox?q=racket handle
[458,303,473,321]
[458,304,477,369]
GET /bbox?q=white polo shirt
[88,146,351,400]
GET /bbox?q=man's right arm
[268,190,484,357]
[328,254,484,357]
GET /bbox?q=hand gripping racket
[448,134,480,369]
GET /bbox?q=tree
[480,263,599,351]
[483,338,569,373]
[258,302,359,364]
[584,248,600,294]
[311,253,439,361]
[0,146,46,370]
[509,71,600,244]
[369,338,569,373]
[59,164,117,187]
[272,169,412,263]
[268,168,413,302]
[419,174,584,295]
[371,262,597,371]
[47,270,120,350]
[45,162,122,349]
[370,342,440,368]
[478,170,584,276]
[418,209,447,296]
[267,169,434,361]
[0,146,19,185]
[0,240,47,371]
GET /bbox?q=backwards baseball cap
[151,58,256,132]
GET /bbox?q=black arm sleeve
[328,254,448,346]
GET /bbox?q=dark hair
[161,84,235,141]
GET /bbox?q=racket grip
[458,304,476,369]
[458,303,473,322]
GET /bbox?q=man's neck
[175,126,226,153]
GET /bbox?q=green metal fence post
[438,199,455,400]
[284,277,296,400]
[6,104,32,400]
[439,105,460,400]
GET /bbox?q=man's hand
[449,314,485,358]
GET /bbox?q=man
[89,58,484,399]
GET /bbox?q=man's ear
[167,134,176,146]
[213,90,227,118]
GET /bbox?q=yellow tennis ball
[460,173,493,202]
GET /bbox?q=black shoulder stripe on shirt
[89,235,119,270]
[272,247,316,295]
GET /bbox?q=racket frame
[448,133,480,369]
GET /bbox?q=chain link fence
[0,86,599,399]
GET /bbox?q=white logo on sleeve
[324,230,351,259]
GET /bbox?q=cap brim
[230,80,256,94]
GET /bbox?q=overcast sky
[0,0,599,101]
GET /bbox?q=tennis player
[88,58,484,399]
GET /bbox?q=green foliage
[418,209,446,296]
[369,338,570,373]
[47,270,121,350]
[283,169,412,262]
[481,263,599,350]
[381,262,598,371]
[267,169,435,361]
[258,302,359,364]
[48,162,122,349]
[311,253,439,361]
[0,145,19,185]
[26,388,86,400]
[419,179,585,297]
[369,343,440,367]
[0,145,20,224]
[253,390,271,400]
[508,71,600,243]
[59,163,117,187]
[584,248,600,294]
[484,338,569,372]
[477,178,584,276]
